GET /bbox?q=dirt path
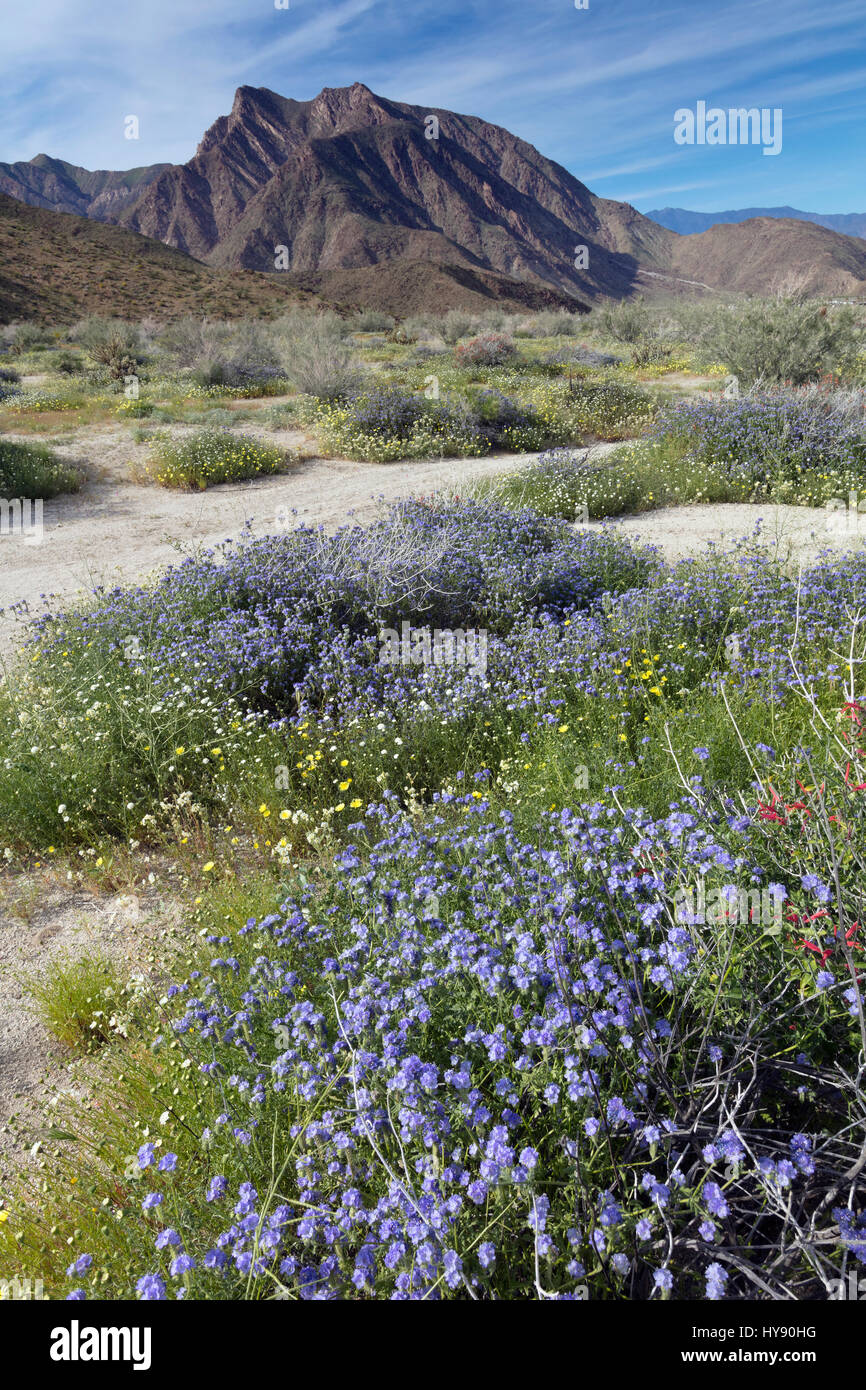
[0,425,622,650]
[602,501,866,564]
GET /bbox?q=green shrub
[26,951,131,1052]
[598,298,651,344]
[276,315,360,399]
[10,322,51,353]
[70,316,145,379]
[440,309,478,343]
[0,437,81,497]
[51,351,84,376]
[349,309,395,332]
[560,377,656,439]
[706,298,863,385]
[146,429,291,489]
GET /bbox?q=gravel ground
[0,423,577,653]
[0,876,180,1182]
[600,501,866,564]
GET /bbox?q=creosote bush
[706,297,863,386]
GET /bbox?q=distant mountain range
[648,205,866,241]
[1,84,866,323]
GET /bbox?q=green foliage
[598,297,651,344]
[70,316,145,379]
[276,314,361,399]
[707,298,863,385]
[146,428,291,488]
[26,951,129,1052]
[0,437,81,497]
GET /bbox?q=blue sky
[1,0,863,213]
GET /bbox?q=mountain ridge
[648,205,866,240]
[2,84,865,312]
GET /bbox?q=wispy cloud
[0,0,862,212]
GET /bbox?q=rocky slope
[3,84,865,309]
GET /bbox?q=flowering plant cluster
[54,782,864,1301]
[655,390,866,506]
[146,428,291,489]
[455,333,518,367]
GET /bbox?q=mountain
[0,154,170,220]
[3,84,866,316]
[648,205,866,240]
[111,82,673,304]
[0,193,321,324]
[661,217,866,299]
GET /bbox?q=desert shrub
[276,315,361,399]
[706,298,863,385]
[344,383,428,437]
[10,322,51,352]
[464,387,562,450]
[349,309,395,332]
[153,316,214,369]
[456,333,518,367]
[410,342,448,361]
[655,389,866,503]
[475,307,509,331]
[317,380,567,460]
[315,384,485,461]
[154,317,283,391]
[561,377,656,439]
[598,298,651,344]
[528,310,586,338]
[146,429,290,489]
[0,438,81,497]
[631,339,674,368]
[398,315,438,343]
[0,366,21,384]
[441,309,478,343]
[545,345,621,369]
[190,359,285,392]
[52,350,84,375]
[70,316,145,378]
